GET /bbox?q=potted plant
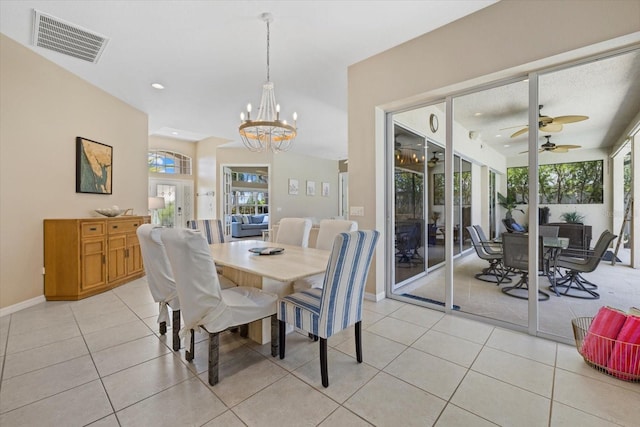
[560,210,585,224]
[430,211,441,225]
[497,192,524,220]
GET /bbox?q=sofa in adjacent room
[231,214,269,238]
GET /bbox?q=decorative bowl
[95,208,124,217]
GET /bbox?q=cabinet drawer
[81,222,106,237]
[108,220,142,235]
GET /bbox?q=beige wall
[216,148,341,224]
[348,0,640,296]
[0,34,149,310]
[195,137,229,219]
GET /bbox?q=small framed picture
[322,182,330,197]
[76,137,113,194]
[288,178,299,195]
[306,180,316,196]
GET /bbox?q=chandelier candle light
[239,12,297,153]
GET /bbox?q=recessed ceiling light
[474,112,482,116]
[171,131,178,135]
[496,134,502,138]
[151,83,165,89]
[504,144,510,148]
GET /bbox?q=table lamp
[148,196,165,225]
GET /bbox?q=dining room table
[209,239,331,344]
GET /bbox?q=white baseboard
[0,295,46,318]
[364,291,386,302]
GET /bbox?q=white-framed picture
[288,178,299,195]
[306,180,316,196]
[322,182,330,197]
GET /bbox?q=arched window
[148,150,192,175]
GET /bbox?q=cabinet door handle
[102,255,106,264]
[134,223,138,227]
[89,227,97,231]
[113,225,118,229]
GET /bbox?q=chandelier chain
[266,19,270,82]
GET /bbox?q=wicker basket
[572,317,640,382]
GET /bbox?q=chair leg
[172,310,181,351]
[550,270,600,299]
[208,332,219,386]
[279,320,286,359]
[270,315,278,357]
[320,338,329,388]
[355,321,363,363]
[159,321,167,335]
[186,329,195,361]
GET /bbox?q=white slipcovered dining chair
[293,219,358,292]
[136,224,181,351]
[186,218,237,290]
[274,218,312,247]
[278,230,379,388]
[161,228,278,386]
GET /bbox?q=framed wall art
[76,137,113,194]
[322,182,330,197]
[306,180,316,196]
[288,178,299,195]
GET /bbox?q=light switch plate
[350,206,364,216]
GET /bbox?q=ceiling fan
[427,152,441,167]
[519,135,581,154]
[506,105,588,138]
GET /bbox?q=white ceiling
[0,0,497,160]
[394,48,640,159]
[452,50,640,157]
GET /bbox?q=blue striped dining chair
[186,219,224,244]
[277,230,379,387]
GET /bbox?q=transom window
[148,150,192,175]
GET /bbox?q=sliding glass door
[392,125,426,289]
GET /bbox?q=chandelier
[239,13,297,153]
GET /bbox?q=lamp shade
[148,196,165,210]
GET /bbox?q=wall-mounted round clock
[429,113,439,133]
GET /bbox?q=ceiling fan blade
[540,123,563,132]
[519,150,529,154]
[556,144,581,149]
[510,127,529,138]
[551,148,569,153]
[552,115,588,124]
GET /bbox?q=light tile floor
[0,278,638,426]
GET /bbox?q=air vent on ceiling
[32,10,109,63]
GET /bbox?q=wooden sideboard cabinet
[44,216,150,300]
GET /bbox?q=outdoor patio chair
[551,230,617,299]
[499,232,549,301]
[467,226,511,284]
[395,221,422,265]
